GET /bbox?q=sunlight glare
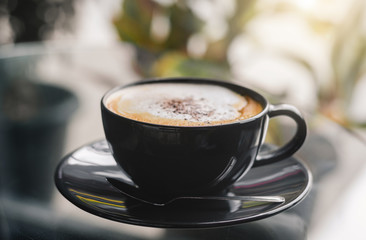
[295,0,317,11]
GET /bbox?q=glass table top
[1,42,365,240]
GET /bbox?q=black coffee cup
[101,78,306,199]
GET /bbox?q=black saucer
[54,140,312,228]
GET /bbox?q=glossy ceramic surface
[101,78,307,198]
[55,140,312,229]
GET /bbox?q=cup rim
[101,77,269,128]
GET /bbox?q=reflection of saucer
[55,140,312,228]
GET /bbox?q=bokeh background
[0,0,366,239]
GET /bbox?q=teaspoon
[106,177,285,207]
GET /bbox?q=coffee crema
[106,83,263,126]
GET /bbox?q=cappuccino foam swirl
[107,83,250,125]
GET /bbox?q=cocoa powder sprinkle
[160,97,214,121]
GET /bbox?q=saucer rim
[55,140,313,229]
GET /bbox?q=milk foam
[108,83,247,124]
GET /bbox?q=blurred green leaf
[114,0,202,53]
[164,3,203,50]
[113,0,157,50]
[151,52,230,79]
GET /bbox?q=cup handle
[254,104,307,167]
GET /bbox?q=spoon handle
[174,195,285,203]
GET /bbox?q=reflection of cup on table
[0,82,78,203]
[101,78,307,200]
